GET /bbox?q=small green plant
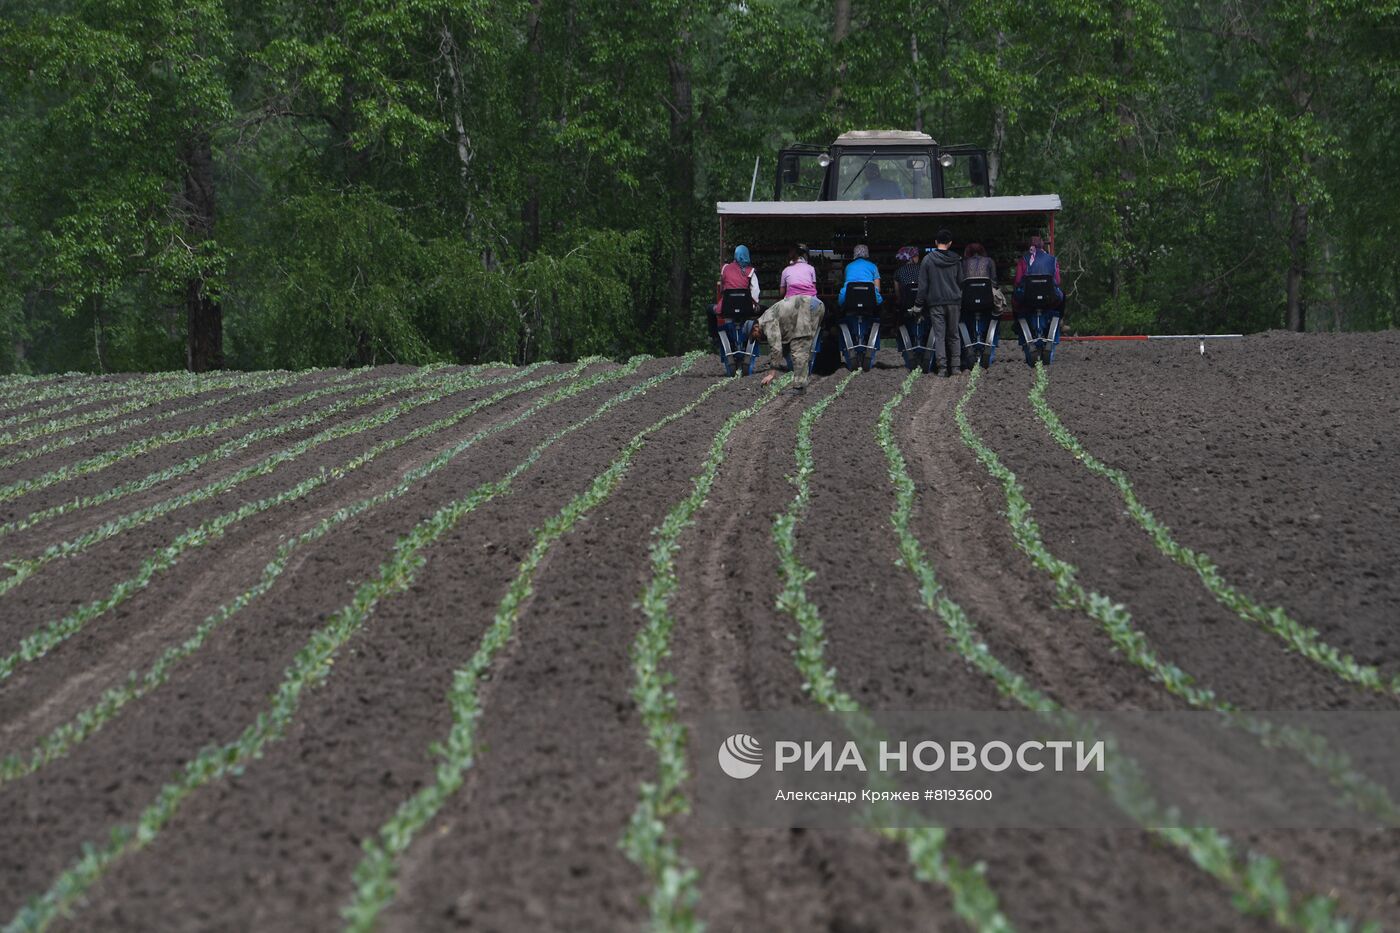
[882,368,1374,933]
[620,377,788,932]
[1029,365,1400,697]
[0,365,539,600]
[0,359,619,681]
[5,356,703,933]
[342,355,721,932]
[772,371,1014,933]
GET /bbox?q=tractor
[711,130,1063,375]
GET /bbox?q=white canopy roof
[833,130,935,146]
[716,195,1061,218]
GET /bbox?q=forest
[1,0,1397,373]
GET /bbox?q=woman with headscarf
[837,244,883,370]
[1012,235,1065,366]
[713,245,762,375]
[716,245,760,316]
[958,242,1005,368]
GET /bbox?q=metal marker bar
[1059,334,1243,342]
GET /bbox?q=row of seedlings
[0,363,474,504]
[1029,367,1400,696]
[0,360,656,781]
[341,355,728,930]
[0,361,610,680]
[770,372,1014,933]
[0,365,546,600]
[955,367,1397,824]
[0,369,352,467]
[0,366,539,541]
[620,379,789,932]
[919,367,1377,930]
[0,368,322,450]
[4,357,706,932]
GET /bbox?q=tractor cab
[775,131,989,202]
[713,129,1060,375]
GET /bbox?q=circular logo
[718,733,764,779]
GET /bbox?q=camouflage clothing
[757,295,825,388]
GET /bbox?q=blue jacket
[839,257,883,306]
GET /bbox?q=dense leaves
[1,0,1396,372]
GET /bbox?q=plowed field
[1,333,1397,932]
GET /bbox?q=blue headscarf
[734,245,752,269]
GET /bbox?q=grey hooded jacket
[918,248,962,307]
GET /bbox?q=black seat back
[962,277,995,314]
[719,288,756,321]
[843,281,878,316]
[1022,274,1056,310]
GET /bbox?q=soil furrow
[17,362,706,931]
[0,365,414,513]
[890,369,1274,933]
[0,363,608,736]
[0,361,667,922]
[0,366,576,653]
[969,360,1400,713]
[1045,334,1400,676]
[960,363,1400,927]
[372,376,738,931]
[664,374,966,933]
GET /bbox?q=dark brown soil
[667,376,968,932]
[0,338,1395,931]
[967,334,1400,925]
[1044,332,1400,678]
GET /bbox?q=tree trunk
[520,2,543,258]
[988,30,1007,196]
[665,45,694,353]
[831,0,851,117]
[440,21,478,240]
[1286,196,1309,332]
[1109,2,1136,302]
[182,133,222,372]
[92,294,108,373]
[908,2,923,132]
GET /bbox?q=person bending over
[757,294,825,393]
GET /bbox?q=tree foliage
[1,0,1396,372]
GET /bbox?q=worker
[838,244,883,370]
[838,244,882,307]
[892,245,931,371]
[712,245,762,375]
[959,241,1006,369]
[715,245,760,314]
[758,293,825,393]
[860,163,904,199]
[1012,235,1064,365]
[918,228,962,376]
[778,244,819,299]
